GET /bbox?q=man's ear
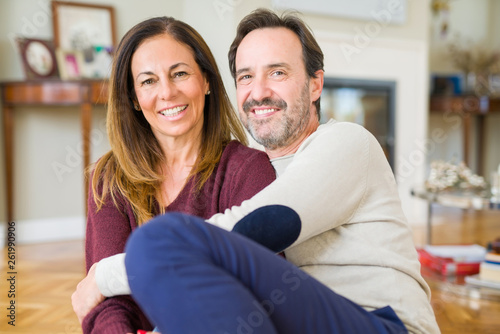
[310,69,324,103]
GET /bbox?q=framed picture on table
[16,38,59,80]
[51,1,116,79]
[56,49,85,80]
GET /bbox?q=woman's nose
[159,80,177,100]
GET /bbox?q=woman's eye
[141,78,154,85]
[174,71,188,78]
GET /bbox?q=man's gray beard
[243,82,311,151]
[246,117,293,150]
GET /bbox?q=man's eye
[238,74,251,82]
[272,70,284,77]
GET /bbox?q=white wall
[427,0,500,178]
[490,0,500,49]
[0,0,183,244]
[182,0,239,112]
[429,0,491,73]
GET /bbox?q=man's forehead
[235,27,302,70]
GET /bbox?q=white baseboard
[0,216,85,246]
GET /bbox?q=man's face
[234,27,322,152]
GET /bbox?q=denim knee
[124,213,208,293]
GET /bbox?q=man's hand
[72,263,106,324]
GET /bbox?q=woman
[81,16,276,333]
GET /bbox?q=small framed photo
[56,49,85,80]
[52,1,116,78]
[16,38,59,80]
[430,74,462,96]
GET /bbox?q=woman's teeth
[161,105,187,116]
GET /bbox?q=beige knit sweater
[208,120,440,334]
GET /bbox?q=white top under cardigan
[96,120,440,334]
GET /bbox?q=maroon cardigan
[83,141,276,334]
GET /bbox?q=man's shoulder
[312,120,370,143]
[318,119,367,133]
[291,120,374,160]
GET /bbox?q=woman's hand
[71,263,106,323]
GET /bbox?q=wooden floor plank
[0,240,84,334]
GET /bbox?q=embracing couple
[72,8,439,334]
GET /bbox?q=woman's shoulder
[222,140,268,160]
[219,140,272,171]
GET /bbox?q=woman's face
[131,33,209,145]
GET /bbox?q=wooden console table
[1,79,108,223]
[430,95,500,176]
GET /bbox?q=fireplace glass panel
[320,78,396,169]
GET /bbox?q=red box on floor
[417,246,484,276]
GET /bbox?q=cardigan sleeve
[84,175,152,333]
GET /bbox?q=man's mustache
[242,98,287,113]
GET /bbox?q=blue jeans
[125,212,408,334]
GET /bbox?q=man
[73,9,439,334]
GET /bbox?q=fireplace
[320,77,396,170]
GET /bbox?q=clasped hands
[71,263,106,324]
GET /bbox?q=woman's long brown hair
[91,17,247,225]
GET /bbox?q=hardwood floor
[412,207,500,334]
[0,207,499,334]
[0,239,84,333]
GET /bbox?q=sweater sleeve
[85,173,139,270]
[208,122,374,246]
[84,176,152,333]
[82,296,152,334]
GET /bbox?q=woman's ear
[131,97,141,111]
[131,91,141,111]
[204,75,210,96]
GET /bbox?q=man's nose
[250,76,272,101]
